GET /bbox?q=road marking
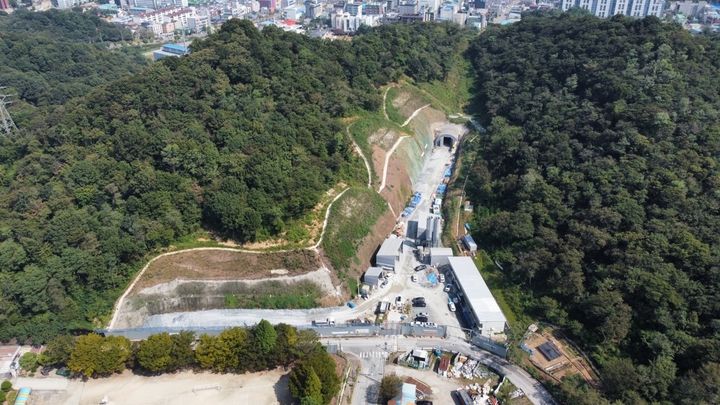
[360,351,389,359]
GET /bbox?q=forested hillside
[0,20,466,341]
[0,10,146,106]
[466,13,720,404]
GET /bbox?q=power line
[0,87,17,135]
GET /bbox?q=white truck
[312,318,336,327]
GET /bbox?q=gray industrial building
[447,256,507,337]
[363,267,385,287]
[376,236,403,270]
[429,247,453,266]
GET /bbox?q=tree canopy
[466,13,720,404]
[0,10,145,106]
[0,19,466,342]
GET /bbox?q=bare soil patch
[393,89,432,119]
[133,249,322,292]
[368,128,402,151]
[524,329,600,387]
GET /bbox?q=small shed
[391,383,417,405]
[462,234,478,253]
[376,236,403,270]
[430,247,453,266]
[363,267,384,287]
[376,301,390,314]
[412,349,429,362]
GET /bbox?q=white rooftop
[365,267,384,277]
[377,236,403,257]
[447,256,507,323]
[429,247,453,256]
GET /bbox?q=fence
[470,334,508,358]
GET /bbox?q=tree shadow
[273,373,293,405]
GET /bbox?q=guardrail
[101,322,447,341]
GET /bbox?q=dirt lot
[32,369,291,405]
[525,329,599,386]
[133,249,322,291]
[385,364,471,405]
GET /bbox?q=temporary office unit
[363,267,384,287]
[376,236,403,270]
[430,247,453,266]
[447,256,507,337]
[462,234,478,253]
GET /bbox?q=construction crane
[0,87,17,135]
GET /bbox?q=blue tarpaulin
[426,273,438,285]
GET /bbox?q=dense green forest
[0,17,466,342]
[0,10,146,106]
[466,13,720,404]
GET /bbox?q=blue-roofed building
[153,43,190,60]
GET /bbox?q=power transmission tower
[0,87,17,135]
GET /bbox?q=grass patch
[221,281,322,309]
[417,50,474,113]
[322,187,387,273]
[347,277,359,299]
[384,83,434,125]
[384,86,405,124]
[474,251,533,337]
[347,111,409,182]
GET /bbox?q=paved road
[324,336,556,405]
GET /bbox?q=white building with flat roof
[376,236,403,270]
[447,256,507,337]
[429,247,453,266]
[561,0,664,17]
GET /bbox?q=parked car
[448,302,456,312]
[412,296,425,303]
[395,295,403,306]
[415,316,429,323]
[411,274,418,282]
[438,274,445,283]
[413,301,427,308]
[414,265,427,272]
[444,284,452,292]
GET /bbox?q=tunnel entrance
[435,134,457,148]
